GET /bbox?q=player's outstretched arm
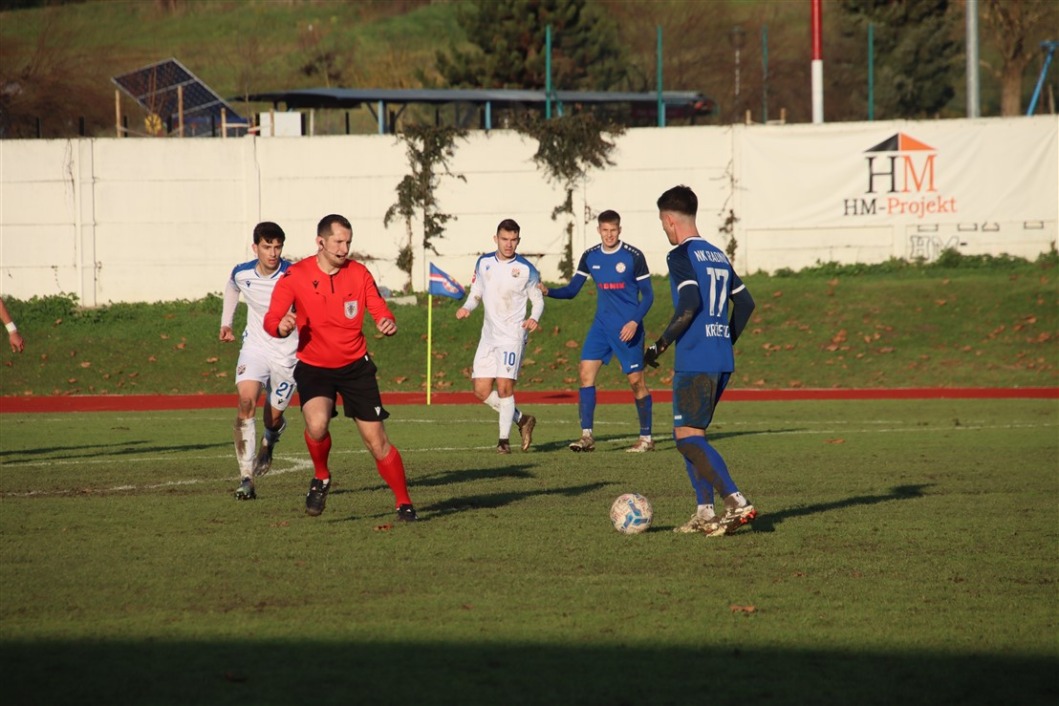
[644,285,699,367]
[544,271,587,300]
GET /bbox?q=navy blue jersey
[548,241,652,330]
[666,237,746,373]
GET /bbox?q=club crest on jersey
[344,300,359,319]
[511,268,521,278]
[615,262,626,273]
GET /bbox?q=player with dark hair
[263,214,417,520]
[647,185,757,536]
[220,221,297,500]
[457,218,543,454]
[541,209,656,453]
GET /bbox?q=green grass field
[1,398,1056,705]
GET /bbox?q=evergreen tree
[436,0,629,91]
[839,0,959,119]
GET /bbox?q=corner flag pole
[427,294,434,406]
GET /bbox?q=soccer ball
[610,493,653,535]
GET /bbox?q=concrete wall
[1,116,1055,304]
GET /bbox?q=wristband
[5,321,16,333]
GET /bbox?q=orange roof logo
[865,133,935,153]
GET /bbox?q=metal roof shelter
[241,87,715,134]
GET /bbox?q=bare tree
[981,0,1058,115]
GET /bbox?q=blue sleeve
[547,271,589,300]
[633,276,654,323]
[729,279,755,344]
[661,283,700,346]
[659,248,700,346]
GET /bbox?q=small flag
[429,263,465,299]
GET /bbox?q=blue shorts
[672,372,730,429]
[581,320,645,374]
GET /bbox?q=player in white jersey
[219,221,299,499]
[456,219,544,454]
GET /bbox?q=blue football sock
[676,436,739,498]
[683,454,714,505]
[635,394,653,436]
[578,386,597,431]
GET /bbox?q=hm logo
[864,133,937,194]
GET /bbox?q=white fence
[0,115,1055,305]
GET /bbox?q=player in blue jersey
[644,186,758,536]
[457,219,543,454]
[541,210,656,453]
[219,222,298,500]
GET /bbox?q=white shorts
[235,346,297,411]
[472,339,525,381]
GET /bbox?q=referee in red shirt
[264,214,417,520]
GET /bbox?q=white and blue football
[610,493,653,535]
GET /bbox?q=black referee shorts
[294,355,390,422]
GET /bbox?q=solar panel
[112,58,247,136]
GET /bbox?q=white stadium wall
[0,115,1055,305]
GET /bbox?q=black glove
[644,345,660,368]
[643,339,668,368]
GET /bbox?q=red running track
[1,388,1056,413]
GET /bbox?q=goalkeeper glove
[643,339,668,368]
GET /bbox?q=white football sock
[234,417,256,476]
[485,390,521,423]
[724,492,748,510]
[483,390,502,413]
[498,395,515,440]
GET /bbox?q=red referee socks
[376,445,412,507]
[304,430,332,480]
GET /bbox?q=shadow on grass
[0,440,229,462]
[411,464,537,486]
[530,428,803,454]
[329,479,611,523]
[751,484,931,533]
[423,481,609,517]
[0,639,1054,706]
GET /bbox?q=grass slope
[1,258,1056,397]
[0,0,463,135]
